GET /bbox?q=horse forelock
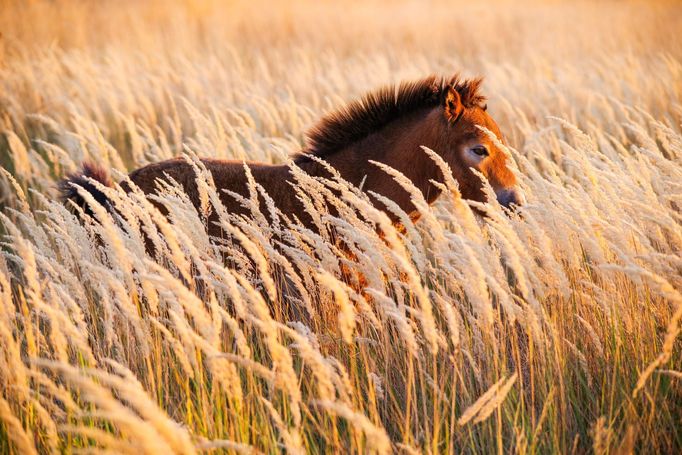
[294,73,487,163]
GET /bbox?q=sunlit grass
[0,0,681,453]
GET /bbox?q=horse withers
[60,74,523,234]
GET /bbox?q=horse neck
[300,107,446,205]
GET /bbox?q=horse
[59,74,523,237]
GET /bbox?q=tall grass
[1,0,681,453]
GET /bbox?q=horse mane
[294,74,486,163]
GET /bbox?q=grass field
[1,0,681,453]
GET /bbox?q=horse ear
[443,86,463,123]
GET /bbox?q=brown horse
[60,74,522,236]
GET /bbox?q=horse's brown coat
[61,74,522,236]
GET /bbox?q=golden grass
[0,0,681,453]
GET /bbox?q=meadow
[0,0,681,453]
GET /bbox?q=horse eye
[472,146,489,157]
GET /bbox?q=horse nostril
[497,188,524,209]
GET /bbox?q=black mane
[294,74,486,163]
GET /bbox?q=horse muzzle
[496,187,525,210]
